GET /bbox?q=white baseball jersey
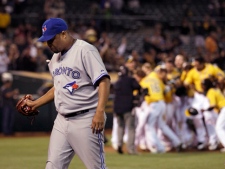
[48,39,109,115]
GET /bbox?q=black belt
[64,109,89,118]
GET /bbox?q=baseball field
[0,134,224,169]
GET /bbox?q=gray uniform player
[26,18,110,169]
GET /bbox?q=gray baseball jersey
[48,39,109,115]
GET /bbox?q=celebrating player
[184,56,223,150]
[24,18,110,169]
[140,65,181,153]
[201,78,225,152]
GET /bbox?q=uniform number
[150,81,160,93]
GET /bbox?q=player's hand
[25,95,37,111]
[91,112,105,134]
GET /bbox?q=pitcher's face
[47,31,66,53]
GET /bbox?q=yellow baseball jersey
[180,71,187,82]
[206,88,225,110]
[213,64,225,77]
[184,63,224,92]
[140,72,164,104]
[167,68,180,81]
[180,70,194,97]
[164,68,180,103]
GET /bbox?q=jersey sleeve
[180,71,187,82]
[184,69,193,85]
[83,49,110,87]
[206,89,216,107]
[213,65,225,77]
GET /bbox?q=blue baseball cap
[38,18,68,42]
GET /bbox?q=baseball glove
[16,94,39,117]
[188,107,199,116]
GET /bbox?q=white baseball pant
[216,107,225,148]
[191,92,218,146]
[144,101,181,153]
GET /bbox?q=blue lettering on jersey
[52,66,80,79]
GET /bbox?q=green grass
[0,137,224,169]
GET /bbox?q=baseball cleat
[208,143,218,151]
[112,143,118,150]
[117,146,124,154]
[197,142,206,150]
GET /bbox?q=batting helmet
[188,107,199,116]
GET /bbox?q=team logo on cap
[42,25,47,34]
[63,81,79,94]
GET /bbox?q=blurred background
[0,0,225,134]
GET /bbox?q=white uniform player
[134,64,152,150]
[189,92,218,150]
[184,57,223,150]
[140,67,181,153]
[26,18,111,169]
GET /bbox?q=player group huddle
[111,54,225,153]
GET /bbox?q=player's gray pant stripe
[98,133,106,169]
